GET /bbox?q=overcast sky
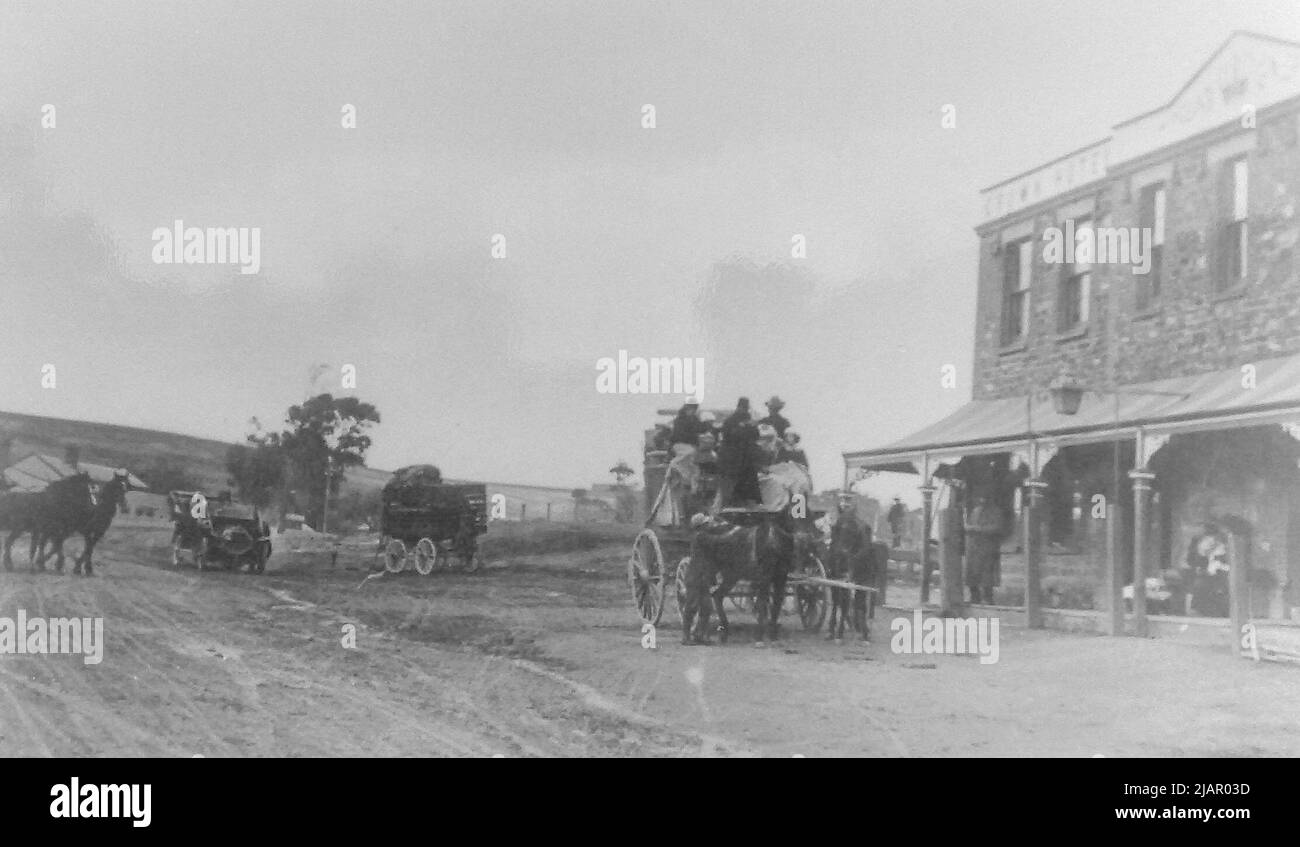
[2,0,1299,502]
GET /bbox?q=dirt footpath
[1,527,1298,757]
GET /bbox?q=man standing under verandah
[964,493,1003,604]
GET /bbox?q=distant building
[3,450,146,493]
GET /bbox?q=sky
[2,0,1299,506]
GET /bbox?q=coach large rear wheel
[413,538,438,576]
[797,555,829,632]
[383,539,407,574]
[629,529,666,626]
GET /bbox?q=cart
[630,410,869,632]
[375,474,488,575]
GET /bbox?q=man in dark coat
[758,396,791,439]
[887,497,906,548]
[964,494,1002,604]
[714,398,761,511]
[669,400,706,447]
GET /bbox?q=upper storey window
[1217,157,1248,289]
[1058,217,1091,332]
[1136,183,1166,311]
[1001,238,1032,346]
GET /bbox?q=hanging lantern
[1049,374,1086,416]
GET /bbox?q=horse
[0,473,96,572]
[680,506,800,646]
[827,538,888,643]
[68,470,131,576]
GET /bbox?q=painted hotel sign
[981,34,1300,225]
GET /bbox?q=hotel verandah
[846,32,1300,656]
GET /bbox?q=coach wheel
[629,529,666,626]
[383,538,408,574]
[797,555,829,632]
[674,557,690,622]
[413,538,438,576]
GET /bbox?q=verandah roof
[844,352,1300,473]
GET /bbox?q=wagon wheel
[629,529,666,626]
[383,538,408,574]
[674,557,690,622]
[413,538,438,576]
[796,554,829,631]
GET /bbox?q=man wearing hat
[758,396,791,439]
[666,398,707,523]
[887,496,907,549]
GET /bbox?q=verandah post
[1023,478,1048,628]
[920,483,936,604]
[1106,501,1123,636]
[1129,469,1156,638]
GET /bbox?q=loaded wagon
[630,408,851,632]
[375,465,488,574]
[169,490,272,573]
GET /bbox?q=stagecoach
[374,466,488,575]
[630,408,838,632]
[168,490,272,573]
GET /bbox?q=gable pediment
[1112,33,1300,162]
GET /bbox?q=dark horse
[0,473,95,572]
[63,471,131,575]
[827,539,889,642]
[680,508,800,645]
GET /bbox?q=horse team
[0,470,132,576]
[679,493,887,646]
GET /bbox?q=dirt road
[1,526,1299,757]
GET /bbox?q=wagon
[630,410,850,632]
[168,490,272,573]
[375,470,488,575]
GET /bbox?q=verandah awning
[844,352,1300,473]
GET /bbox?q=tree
[277,394,381,529]
[225,440,286,511]
[138,457,200,494]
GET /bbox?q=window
[1136,183,1165,310]
[1059,217,1091,332]
[1218,157,1248,289]
[1001,238,1032,346]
